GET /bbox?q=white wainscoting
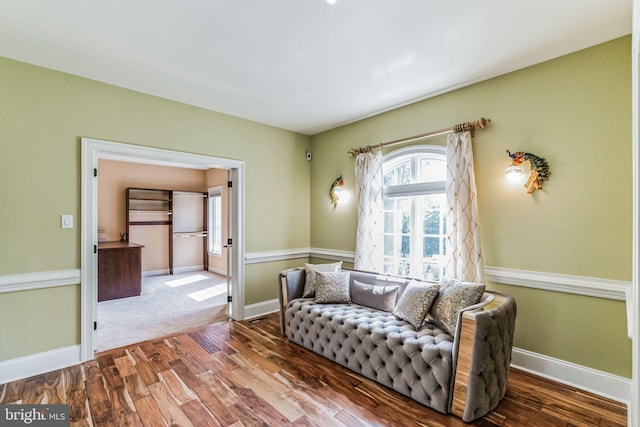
[244,248,310,264]
[0,269,80,293]
[484,266,629,301]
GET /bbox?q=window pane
[384,259,410,277]
[423,237,439,257]
[423,259,441,282]
[383,235,395,256]
[383,160,411,186]
[208,194,222,254]
[423,209,440,234]
[384,212,394,233]
[423,194,444,235]
[384,200,411,263]
[401,235,410,257]
[419,157,446,183]
[401,212,411,234]
[384,198,394,209]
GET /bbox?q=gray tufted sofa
[278,267,517,422]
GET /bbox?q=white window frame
[383,145,447,280]
[208,186,223,256]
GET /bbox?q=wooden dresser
[98,241,145,302]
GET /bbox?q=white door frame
[80,138,245,361]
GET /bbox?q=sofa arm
[450,291,517,422]
[278,267,306,336]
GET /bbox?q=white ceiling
[0,0,632,135]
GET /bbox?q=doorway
[81,137,245,361]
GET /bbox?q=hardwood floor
[0,313,628,426]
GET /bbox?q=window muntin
[383,146,446,281]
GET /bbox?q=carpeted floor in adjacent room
[96,270,228,351]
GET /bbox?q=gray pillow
[351,280,399,312]
[392,280,440,329]
[315,271,351,304]
[302,262,342,297]
[427,277,485,335]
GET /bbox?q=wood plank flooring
[0,313,628,426]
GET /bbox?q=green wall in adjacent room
[0,57,311,361]
[309,36,632,377]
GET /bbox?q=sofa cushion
[427,277,485,335]
[350,280,398,312]
[303,262,342,297]
[392,280,440,329]
[315,271,351,303]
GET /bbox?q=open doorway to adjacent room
[93,158,232,351]
[81,138,245,360]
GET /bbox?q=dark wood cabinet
[98,241,145,302]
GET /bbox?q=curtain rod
[347,117,491,157]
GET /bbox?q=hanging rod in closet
[347,117,491,156]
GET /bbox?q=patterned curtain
[445,131,484,283]
[354,151,384,272]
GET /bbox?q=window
[383,146,446,281]
[208,186,222,255]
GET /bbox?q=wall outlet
[61,214,73,229]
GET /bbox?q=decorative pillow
[303,262,342,297]
[392,280,440,329]
[315,271,351,304]
[351,280,399,312]
[427,277,485,335]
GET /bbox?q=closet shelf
[129,197,172,202]
[129,210,173,215]
[173,231,208,238]
[173,191,207,197]
[129,220,172,226]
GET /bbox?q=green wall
[309,36,632,377]
[0,57,311,361]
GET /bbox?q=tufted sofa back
[278,267,436,335]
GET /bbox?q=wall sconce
[506,150,550,194]
[329,176,344,208]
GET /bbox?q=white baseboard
[142,266,206,277]
[173,265,204,274]
[511,347,631,404]
[0,345,81,384]
[142,269,171,277]
[207,266,228,276]
[244,298,279,320]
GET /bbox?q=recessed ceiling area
[0,0,632,135]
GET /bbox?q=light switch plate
[61,214,73,229]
